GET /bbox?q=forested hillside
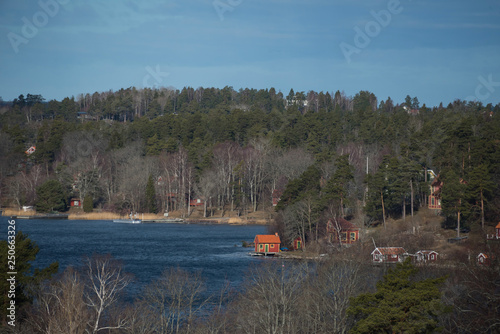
[1,87,499,243]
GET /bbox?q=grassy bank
[2,207,273,224]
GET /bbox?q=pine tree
[35,179,67,213]
[466,164,495,229]
[348,258,448,334]
[83,194,93,213]
[441,169,468,236]
[0,232,59,322]
[146,174,157,213]
[323,154,354,217]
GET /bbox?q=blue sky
[1,0,499,107]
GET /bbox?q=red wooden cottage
[326,218,359,245]
[189,198,204,206]
[70,198,82,208]
[371,247,407,264]
[254,233,281,254]
[415,250,438,263]
[293,237,303,251]
[428,178,442,210]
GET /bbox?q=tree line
[1,87,500,245]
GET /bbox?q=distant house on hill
[272,189,283,207]
[326,217,359,245]
[486,222,500,240]
[372,247,407,264]
[254,233,281,254]
[477,253,494,266]
[428,178,442,210]
[415,250,438,263]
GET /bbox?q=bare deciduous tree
[83,254,132,333]
[140,268,207,334]
[234,263,307,334]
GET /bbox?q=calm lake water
[1,217,272,299]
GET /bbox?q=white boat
[113,219,142,224]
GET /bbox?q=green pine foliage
[146,174,157,214]
[35,179,67,213]
[348,258,449,334]
[83,194,93,212]
[0,88,499,228]
[0,232,59,321]
[275,164,321,211]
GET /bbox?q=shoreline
[2,209,271,225]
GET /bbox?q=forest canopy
[1,87,499,243]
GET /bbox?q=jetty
[11,213,69,220]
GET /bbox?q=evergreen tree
[83,194,93,213]
[146,174,157,213]
[35,179,67,213]
[323,154,354,217]
[466,164,495,229]
[276,164,321,211]
[440,169,468,236]
[0,232,59,324]
[348,258,448,334]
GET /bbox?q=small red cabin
[326,218,359,244]
[372,247,407,263]
[415,250,438,263]
[293,237,303,251]
[70,198,82,208]
[189,198,204,206]
[254,233,281,254]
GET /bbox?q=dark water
[1,217,273,299]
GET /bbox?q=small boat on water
[114,212,142,224]
[113,218,142,224]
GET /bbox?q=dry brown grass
[68,212,168,220]
[2,208,37,216]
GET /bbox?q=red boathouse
[254,233,281,254]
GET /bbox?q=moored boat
[113,218,142,224]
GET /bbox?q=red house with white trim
[428,178,442,210]
[326,218,359,245]
[70,198,82,208]
[254,233,281,254]
[415,250,438,263]
[372,247,407,263]
[486,222,500,240]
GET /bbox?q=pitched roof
[496,222,500,229]
[417,250,438,255]
[255,234,281,244]
[328,218,359,231]
[372,247,406,255]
